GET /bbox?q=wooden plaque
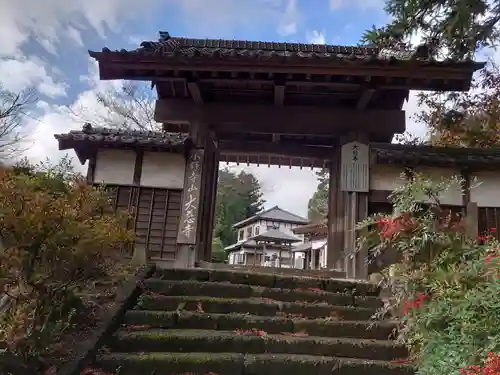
[340,141,369,192]
[177,149,204,244]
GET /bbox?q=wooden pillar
[327,133,370,279]
[198,132,219,262]
[326,147,344,270]
[176,123,208,268]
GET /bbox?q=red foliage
[262,298,277,303]
[392,358,410,364]
[196,302,204,313]
[123,324,151,331]
[402,292,428,316]
[80,368,113,375]
[234,328,267,336]
[376,214,418,240]
[460,352,500,375]
[281,331,309,337]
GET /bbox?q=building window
[255,226,260,235]
[246,226,253,238]
[238,230,244,241]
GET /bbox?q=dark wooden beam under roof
[218,140,330,160]
[187,82,204,104]
[356,88,376,109]
[154,99,406,136]
[274,85,285,106]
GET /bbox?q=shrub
[0,157,133,373]
[357,173,500,375]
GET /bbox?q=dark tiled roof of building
[89,32,484,70]
[371,143,500,168]
[55,123,187,148]
[233,205,310,228]
[249,229,302,243]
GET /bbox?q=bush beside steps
[88,268,415,375]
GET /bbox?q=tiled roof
[371,143,500,168]
[249,229,302,243]
[54,123,187,148]
[89,32,484,70]
[233,205,309,228]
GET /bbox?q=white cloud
[403,91,428,139]
[227,164,320,218]
[306,30,326,44]
[175,0,301,37]
[0,57,67,98]
[0,0,159,56]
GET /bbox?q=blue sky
[0,0,422,216]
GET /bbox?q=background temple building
[55,32,495,280]
[224,206,307,267]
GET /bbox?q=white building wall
[91,148,186,189]
[140,151,185,189]
[370,164,464,206]
[470,171,500,207]
[94,149,136,185]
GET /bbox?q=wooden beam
[274,85,285,106]
[356,89,375,110]
[219,140,330,160]
[97,59,474,82]
[187,82,204,105]
[155,99,406,136]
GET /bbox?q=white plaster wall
[370,165,406,191]
[470,171,500,207]
[94,149,136,185]
[370,164,463,206]
[140,151,186,189]
[414,166,463,206]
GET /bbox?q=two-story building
[225,206,308,268]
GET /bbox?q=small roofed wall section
[54,126,188,267]
[369,144,500,237]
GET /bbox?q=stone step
[96,352,414,375]
[143,279,383,308]
[152,268,380,296]
[122,310,397,340]
[135,294,377,321]
[109,328,408,362]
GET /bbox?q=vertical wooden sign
[340,141,369,193]
[177,149,204,244]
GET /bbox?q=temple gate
[56,32,484,279]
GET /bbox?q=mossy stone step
[123,310,398,340]
[109,328,408,361]
[143,279,382,308]
[95,352,414,375]
[136,294,376,320]
[152,268,380,296]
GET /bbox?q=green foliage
[0,157,133,373]
[213,168,265,247]
[307,169,328,221]
[357,174,500,375]
[362,0,500,59]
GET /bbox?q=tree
[71,81,158,131]
[0,85,36,159]
[417,62,500,148]
[362,0,500,148]
[0,157,133,373]
[307,169,328,221]
[214,168,265,248]
[362,0,500,60]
